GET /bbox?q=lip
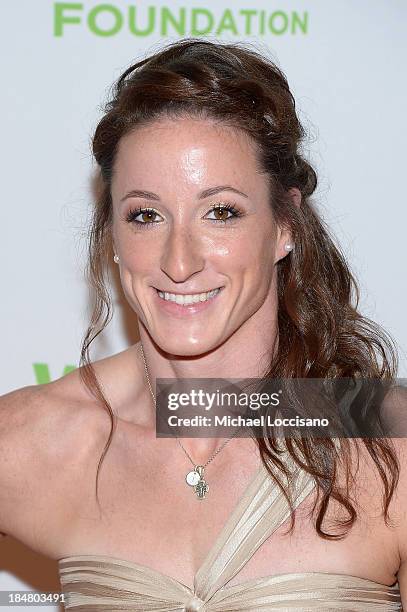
[154,287,222,295]
[152,286,224,317]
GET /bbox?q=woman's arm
[0,379,109,555]
[393,437,407,608]
[0,386,38,538]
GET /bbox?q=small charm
[185,469,201,487]
[193,465,209,500]
[194,478,209,500]
[186,466,209,499]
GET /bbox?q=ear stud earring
[284,243,294,252]
[113,254,120,263]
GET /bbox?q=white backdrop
[1,0,406,608]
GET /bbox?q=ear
[288,187,302,209]
[274,188,301,264]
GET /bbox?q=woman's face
[111,116,293,355]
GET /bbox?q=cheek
[238,234,276,292]
[224,229,274,265]
[115,227,160,269]
[220,246,273,291]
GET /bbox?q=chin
[154,335,222,358]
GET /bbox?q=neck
[134,298,278,458]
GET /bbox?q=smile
[155,287,223,305]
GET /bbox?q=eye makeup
[125,201,244,228]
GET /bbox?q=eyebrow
[120,185,249,203]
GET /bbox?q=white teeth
[157,287,221,305]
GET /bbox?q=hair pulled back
[80,37,399,538]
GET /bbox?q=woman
[0,38,406,611]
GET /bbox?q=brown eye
[206,203,242,223]
[141,210,157,223]
[212,207,231,221]
[125,207,163,227]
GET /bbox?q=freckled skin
[111,116,297,361]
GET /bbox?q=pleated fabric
[58,457,402,611]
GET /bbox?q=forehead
[111,116,266,196]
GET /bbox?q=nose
[160,225,205,283]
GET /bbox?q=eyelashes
[125,202,243,229]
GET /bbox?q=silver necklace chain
[139,342,238,467]
[139,342,241,498]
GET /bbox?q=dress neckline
[58,553,400,593]
[58,459,400,602]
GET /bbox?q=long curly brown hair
[80,37,399,538]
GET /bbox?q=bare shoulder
[0,371,113,543]
[0,373,111,469]
[381,383,407,525]
[390,437,407,546]
[387,436,407,604]
[379,383,407,600]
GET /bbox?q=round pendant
[185,470,200,486]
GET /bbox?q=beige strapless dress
[58,460,402,611]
